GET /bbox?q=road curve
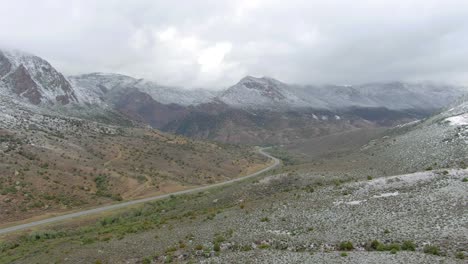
[0,148,280,236]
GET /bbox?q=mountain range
[1,49,467,145]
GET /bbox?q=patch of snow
[333,200,366,206]
[445,113,468,126]
[372,192,399,198]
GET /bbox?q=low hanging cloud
[1,0,468,89]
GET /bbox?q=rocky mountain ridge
[0,50,77,105]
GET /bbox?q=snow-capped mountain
[0,49,77,105]
[219,76,467,111]
[218,76,314,109]
[68,72,138,106]
[69,73,218,106]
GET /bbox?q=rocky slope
[359,95,468,174]
[0,92,268,223]
[0,50,77,105]
[69,72,217,107]
[69,71,466,144]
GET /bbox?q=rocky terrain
[1,96,467,263]
[0,92,268,223]
[0,50,77,105]
[0,160,466,263]
[67,65,467,145]
[0,48,467,263]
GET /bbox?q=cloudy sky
[1,0,468,89]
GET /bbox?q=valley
[0,49,467,263]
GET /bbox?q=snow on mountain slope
[361,95,468,173]
[69,73,218,106]
[219,77,467,111]
[0,49,77,105]
[69,73,139,106]
[286,82,467,111]
[134,80,217,106]
[219,76,318,109]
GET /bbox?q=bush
[339,241,354,251]
[241,244,253,251]
[260,217,270,222]
[259,243,270,249]
[213,243,221,252]
[456,252,465,259]
[369,240,381,251]
[340,252,348,257]
[195,245,204,250]
[401,240,416,251]
[423,245,440,255]
[376,243,387,251]
[462,177,468,182]
[387,243,400,251]
[390,248,398,254]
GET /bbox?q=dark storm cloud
[1,0,467,88]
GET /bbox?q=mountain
[69,72,466,144]
[69,73,217,107]
[219,76,466,111]
[0,86,268,224]
[0,50,77,105]
[218,76,313,109]
[2,49,466,146]
[360,95,468,174]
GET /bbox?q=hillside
[0,50,77,105]
[1,102,466,263]
[70,72,466,144]
[0,94,269,223]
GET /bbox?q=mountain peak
[0,49,77,105]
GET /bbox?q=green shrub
[340,252,348,257]
[401,240,416,251]
[462,177,468,182]
[260,217,270,222]
[375,243,386,251]
[339,241,354,251]
[369,240,381,251]
[213,243,221,252]
[241,244,253,251]
[455,252,465,259]
[423,245,440,255]
[194,245,204,250]
[259,244,270,249]
[390,248,397,254]
[387,243,400,251]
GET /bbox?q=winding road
[0,148,280,235]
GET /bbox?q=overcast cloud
[1,0,468,89]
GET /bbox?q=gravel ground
[201,250,464,264]
[16,168,466,264]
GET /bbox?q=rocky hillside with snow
[70,72,467,113]
[69,73,217,107]
[360,96,468,174]
[0,50,77,105]
[2,49,466,146]
[219,76,466,111]
[218,76,312,109]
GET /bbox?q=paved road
[0,148,280,235]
